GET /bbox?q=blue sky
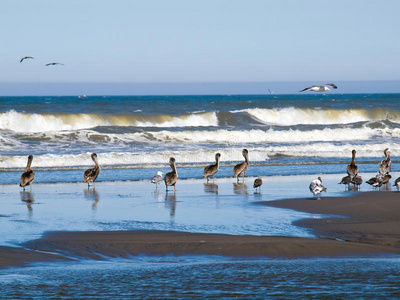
[1,0,399,94]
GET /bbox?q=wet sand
[2,190,400,268]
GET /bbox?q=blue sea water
[1,93,400,298]
[1,93,400,180]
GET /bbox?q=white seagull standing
[151,171,164,188]
[299,83,337,92]
[309,177,327,200]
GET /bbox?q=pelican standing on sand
[299,83,337,92]
[233,149,249,182]
[151,171,164,188]
[379,148,391,176]
[83,153,100,188]
[203,153,221,183]
[347,150,359,179]
[165,157,178,192]
[309,177,327,200]
[20,155,35,191]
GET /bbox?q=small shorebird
[366,174,383,188]
[20,56,34,63]
[299,83,337,92]
[347,150,359,179]
[45,62,64,66]
[351,175,363,190]
[253,176,262,191]
[379,148,391,176]
[83,153,100,188]
[151,171,164,188]
[233,149,249,182]
[393,177,400,191]
[203,153,221,183]
[20,155,35,191]
[165,157,178,192]
[309,177,327,200]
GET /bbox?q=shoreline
[1,190,400,268]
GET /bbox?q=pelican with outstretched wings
[20,56,34,63]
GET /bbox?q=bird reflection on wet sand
[165,192,177,220]
[83,188,100,210]
[233,182,248,195]
[20,191,35,214]
[203,182,219,195]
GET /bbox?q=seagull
[45,62,64,66]
[151,171,164,188]
[299,83,337,92]
[20,56,34,63]
[309,177,327,200]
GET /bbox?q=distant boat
[78,95,87,99]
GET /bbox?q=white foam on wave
[0,110,218,133]
[1,143,399,169]
[233,107,400,126]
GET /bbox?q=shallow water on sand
[1,257,400,299]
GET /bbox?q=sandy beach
[1,188,400,269]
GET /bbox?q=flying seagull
[20,56,34,63]
[45,62,64,66]
[299,83,337,92]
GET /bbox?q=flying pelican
[309,177,327,200]
[45,62,64,66]
[379,148,391,176]
[347,150,359,179]
[83,153,100,188]
[20,155,35,191]
[253,176,262,190]
[20,56,34,63]
[151,171,164,188]
[203,153,221,183]
[299,83,337,92]
[165,157,178,192]
[233,149,249,182]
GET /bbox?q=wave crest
[0,110,218,132]
[234,107,400,126]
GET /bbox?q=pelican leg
[212,175,215,183]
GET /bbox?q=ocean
[1,93,400,298]
[1,93,400,181]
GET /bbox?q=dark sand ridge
[1,191,400,268]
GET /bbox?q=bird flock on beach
[19,148,399,201]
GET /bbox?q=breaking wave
[234,107,400,126]
[0,110,218,132]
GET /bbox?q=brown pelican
[347,150,359,179]
[165,157,178,192]
[233,149,249,182]
[45,62,64,66]
[20,56,34,63]
[20,155,35,191]
[203,153,221,183]
[379,148,391,176]
[299,83,337,92]
[309,177,327,200]
[393,177,400,191]
[253,176,262,190]
[83,153,100,188]
[151,171,164,188]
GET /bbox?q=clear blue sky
[1,0,399,94]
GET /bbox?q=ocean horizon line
[1,80,399,96]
